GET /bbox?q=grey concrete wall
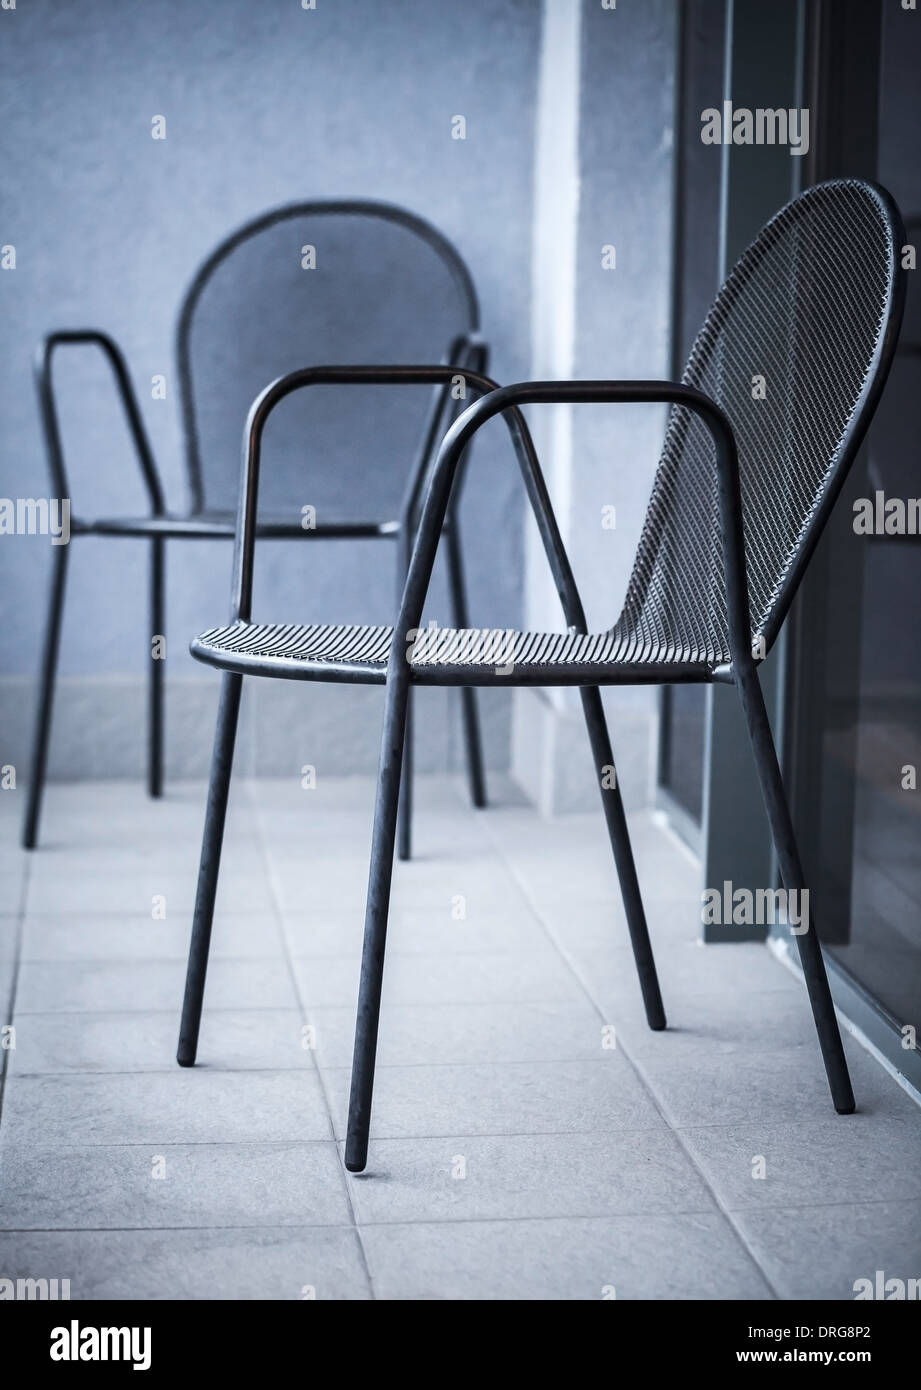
[0,0,539,779]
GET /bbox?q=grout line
[4,1118,918,1147]
[11,994,599,1014]
[3,1123,696,1149]
[5,1056,656,1079]
[0,1204,731,1235]
[11,993,601,1015]
[0,1223,367,1237]
[0,1126,736,1151]
[2,1190,917,1239]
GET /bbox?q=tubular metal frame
[174,179,903,1171]
[179,284,903,1172]
[22,201,488,849]
[173,366,856,1172]
[178,367,666,1088]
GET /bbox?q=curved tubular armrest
[232,364,576,626]
[34,330,164,514]
[393,380,750,683]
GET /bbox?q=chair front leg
[22,542,70,850]
[177,670,243,1067]
[580,686,666,1030]
[345,670,412,1172]
[397,690,414,862]
[148,536,165,799]
[736,661,855,1114]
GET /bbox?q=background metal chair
[23,200,488,853]
[176,179,906,1173]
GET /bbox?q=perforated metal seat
[193,619,716,685]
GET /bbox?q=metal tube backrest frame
[175,199,480,518]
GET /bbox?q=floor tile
[678,1115,921,1210]
[19,913,284,962]
[0,864,25,916]
[361,1213,773,1300]
[2,1070,331,1145]
[7,1009,312,1075]
[633,1037,920,1128]
[345,1130,718,1224]
[306,1000,605,1069]
[0,952,14,1016]
[387,858,532,916]
[0,1142,351,1228]
[282,905,542,958]
[609,987,819,1058]
[25,870,273,917]
[571,939,801,1008]
[324,1058,665,1139]
[0,1226,371,1300]
[0,915,19,960]
[735,1200,921,1300]
[15,958,296,1012]
[292,948,585,1009]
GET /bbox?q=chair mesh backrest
[616,180,901,666]
[177,203,477,518]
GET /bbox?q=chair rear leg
[580,686,666,1030]
[445,524,487,809]
[148,537,165,799]
[177,671,243,1067]
[736,664,855,1113]
[396,518,414,863]
[22,543,69,850]
[733,661,855,1106]
[345,676,410,1172]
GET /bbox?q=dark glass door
[786,0,921,1069]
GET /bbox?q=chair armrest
[34,330,164,514]
[230,364,561,625]
[392,380,750,681]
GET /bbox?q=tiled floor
[0,776,918,1300]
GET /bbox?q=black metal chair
[23,200,488,854]
[177,179,906,1173]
